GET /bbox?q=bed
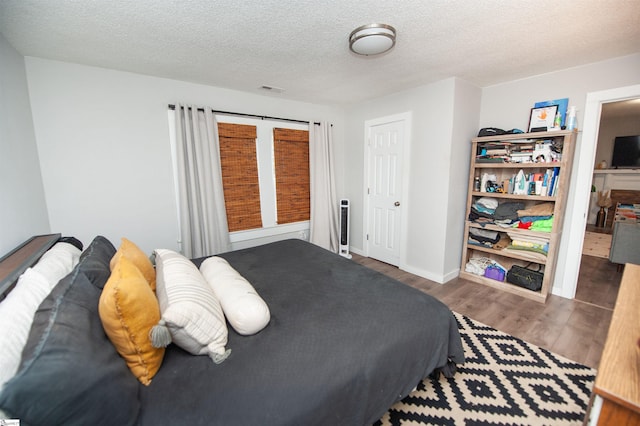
[0,234,464,425]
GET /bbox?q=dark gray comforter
[138,239,464,426]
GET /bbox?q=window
[217,123,262,232]
[273,128,310,224]
[216,117,310,235]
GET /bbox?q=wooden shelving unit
[459,130,577,302]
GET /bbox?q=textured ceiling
[1,0,639,105]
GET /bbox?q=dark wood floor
[351,253,622,370]
[574,254,621,310]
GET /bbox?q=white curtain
[174,104,230,258]
[309,122,339,252]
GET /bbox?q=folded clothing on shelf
[464,257,507,279]
[494,202,525,221]
[517,202,554,218]
[530,217,553,232]
[469,228,499,244]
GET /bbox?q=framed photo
[535,98,568,127]
[528,104,558,132]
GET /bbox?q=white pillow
[0,241,81,390]
[31,242,82,284]
[153,249,230,363]
[200,257,270,335]
[0,269,51,389]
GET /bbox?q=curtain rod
[168,104,321,126]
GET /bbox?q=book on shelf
[485,150,508,156]
[477,157,507,163]
[488,168,560,196]
[614,203,640,223]
[547,167,559,196]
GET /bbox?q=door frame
[558,84,640,299]
[362,112,412,266]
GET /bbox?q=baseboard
[442,268,460,283]
[401,264,459,285]
[351,248,459,285]
[349,246,364,256]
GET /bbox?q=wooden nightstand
[586,263,640,425]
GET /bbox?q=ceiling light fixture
[349,23,396,56]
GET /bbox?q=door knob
[394,201,400,206]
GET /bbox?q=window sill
[229,221,310,244]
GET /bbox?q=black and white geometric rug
[376,313,596,426]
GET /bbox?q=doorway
[575,99,640,308]
[363,112,411,266]
[559,84,640,301]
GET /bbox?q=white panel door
[366,120,404,265]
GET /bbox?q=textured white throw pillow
[153,249,230,363]
[0,269,51,389]
[200,257,270,336]
[31,242,81,284]
[0,242,81,390]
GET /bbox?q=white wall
[343,53,638,291]
[480,54,640,133]
[25,58,345,255]
[480,53,640,297]
[0,34,50,255]
[13,49,640,297]
[444,79,482,279]
[344,78,481,283]
[596,115,640,167]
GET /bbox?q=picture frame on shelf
[535,98,569,127]
[528,104,558,132]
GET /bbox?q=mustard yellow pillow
[99,256,164,386]
[110,237,156,291]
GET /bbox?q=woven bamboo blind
[273,128,310,224]
[218,123,262,232]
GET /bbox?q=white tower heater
[339,199,351,259]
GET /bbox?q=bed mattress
[138,239,464,425]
